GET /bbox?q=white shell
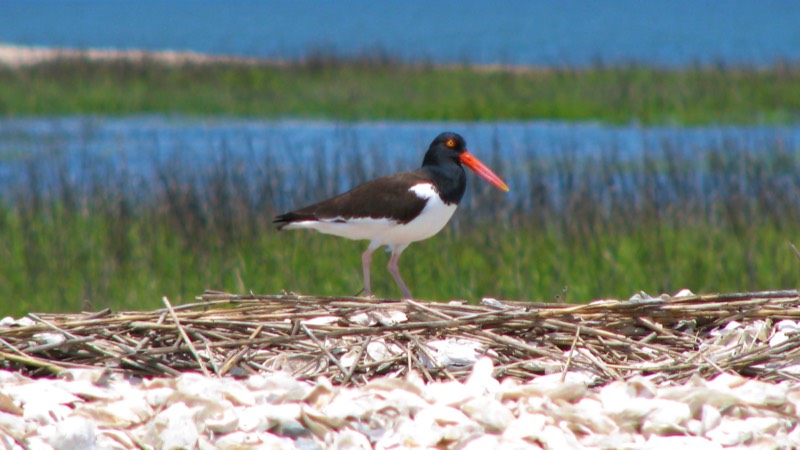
[49,416,96,450]
[2,340,799,449]
[705,419,753,446]
[640,399,692,435]
[146,402,200,450]
[461,397,514,431]
[328,429,372,450]
[421,338,484,369]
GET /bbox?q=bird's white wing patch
[373,182,456,244]
[409,183,438,199]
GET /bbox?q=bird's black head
[421,131,510,194]
[422,132,467,167]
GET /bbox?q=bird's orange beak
[459,151,510,192]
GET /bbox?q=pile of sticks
[1,290,799,386]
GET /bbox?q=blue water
[2,0,799,66]
[3,116,796,167]
[2,117,798,211]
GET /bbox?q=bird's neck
[421,163,466,205]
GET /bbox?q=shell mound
[2,290,800,448]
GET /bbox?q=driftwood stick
[301,324,349,379]
[0,290,797,385]
[342,335,372,386]
[561,326,581,382]
[163,296,211,377]
[0,350,67,375]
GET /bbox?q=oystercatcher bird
[274,132,509,299]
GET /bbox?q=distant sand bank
[0,43,550,73]
[0,43,271,67]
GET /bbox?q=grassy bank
[0,142,798,316]
[2,209,796,318]
[2,57,799,124]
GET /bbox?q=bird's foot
[354,288,376,299]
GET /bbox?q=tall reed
[0,132,797,316]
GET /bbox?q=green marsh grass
[0,138,798,316]
[2,57,800,124]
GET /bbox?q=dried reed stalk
[0,289,798,386]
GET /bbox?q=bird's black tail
[273,212,316,230]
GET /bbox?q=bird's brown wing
[274,171,432,229]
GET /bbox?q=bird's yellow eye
[445,139,456,148]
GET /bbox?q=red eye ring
[446,139,456,148]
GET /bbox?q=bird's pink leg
[387,244,412,299]
[361,244,379,297]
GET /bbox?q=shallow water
[1,116,798,213]
[1,115,796,167]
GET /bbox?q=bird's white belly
[376,199,457,245]
[285,183,457,246]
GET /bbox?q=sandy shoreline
[0,43,273,68]
[0,43,550,74]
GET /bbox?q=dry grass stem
[0,289,798,386]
